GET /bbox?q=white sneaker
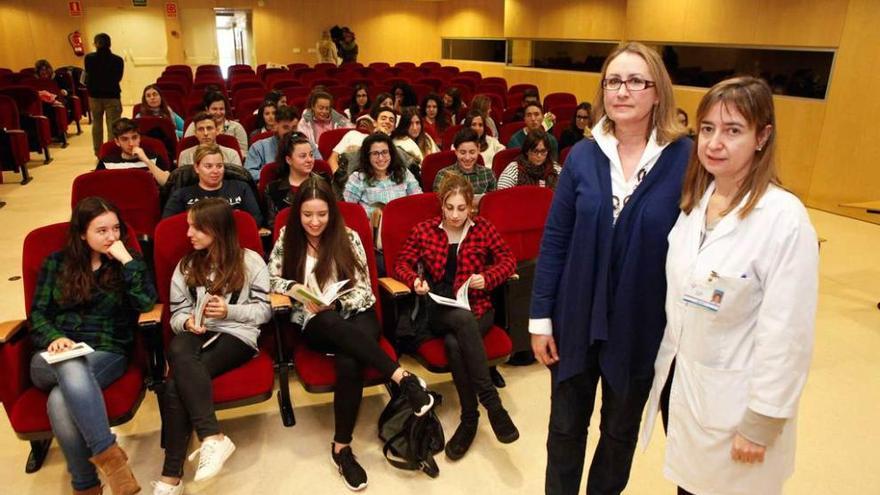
[188,435,236,482]
[151,479,184,495]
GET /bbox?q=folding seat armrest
[138,304,163,327]
[379,277,411,297]
[270,293,292,314]
[0,319,26,344]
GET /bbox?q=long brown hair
[282,178,364,289]
[180,198,246,294]
[592,42,686,145]
[680,76,779,219]
[59,197,129,305]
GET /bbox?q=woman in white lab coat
[641,76,819,495]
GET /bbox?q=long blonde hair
[680,76,780,219]
[592,42,686,145]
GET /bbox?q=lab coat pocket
[712,273,760,326]
[693,361,749,432]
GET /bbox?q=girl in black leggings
[268,178,433,492]
[153,198,272,495]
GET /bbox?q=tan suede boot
[89,443,141,495]
[73,485,103,495]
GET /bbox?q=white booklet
[193,292,209,329]
[428,277,471,311]
[289,277,353,308]
[40,342,95,364]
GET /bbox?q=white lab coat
[641,183,818,495]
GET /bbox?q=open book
[40,342,95,364]
[289,278,353,308]
[428,277,471,311]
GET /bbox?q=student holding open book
[29,197,157,495]
[152,198,271,495]
[393,172,519,461]
[268,178,434,492]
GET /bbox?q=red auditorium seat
[492,147,522,178]
[71,169,161,240]
[97,134,171,171]
[0,94,32,184]
[499,121,525,145]
[176,134,243,163]
[136,116,179,161]
[0,86,53,164]
[318,127,360,162]
[439,124,464,150]
[543,92,578,114]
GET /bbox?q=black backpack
[378,390,445,478]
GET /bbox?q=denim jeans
[545,345,653,495]
[30,350,127,491]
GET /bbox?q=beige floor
[0,120,878,494]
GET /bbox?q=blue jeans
[30,350,127,490]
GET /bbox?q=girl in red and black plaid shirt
[394,172,520,460]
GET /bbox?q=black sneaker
[488,408,520,444]
[330,445,368,491]
[399,373,435,417]
[444,419,478,461]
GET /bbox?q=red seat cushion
[294,336,397,392]
[9,364,145,435]
[211,351,275,405]
[416,325,512,371]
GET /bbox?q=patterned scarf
[516,156,559,189]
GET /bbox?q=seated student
[327,106,397,174]
[268,178,435,491]
[443,87,466,120]
[136,84,185,139]
[558,102,592,151]
[345,84,370,120]
[394,173,519,460]
[184,92,248,157]
[433,129,497,194]
[512,87,540,122]
[296,90,352,147]
[249,100,278,140]
[265,133,326,230]
[163,144,262,225]
[151,198,271,495]
[343,133,422,219]
[507,102,559,160]
[420,93,448,144]
[370,92,394,117]
[245,105,320,181]
[467,95,500,138]
[30,197,156,495]
[497,131,561,190]
[463,109,506,168]
[98,117,172,185]
[33,59,69,139]
[391,107,438,166]
[390,82,418,113]
[178,112,243,168]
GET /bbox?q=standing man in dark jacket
[84,33,124,155]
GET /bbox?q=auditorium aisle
[0,118,877,494]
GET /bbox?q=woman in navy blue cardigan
[529,42,692,495]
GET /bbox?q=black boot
[487,407,519,444]
[444,415,479,461]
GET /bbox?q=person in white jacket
[641,76,819,495]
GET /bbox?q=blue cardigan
[530,136,692,392]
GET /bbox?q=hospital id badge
[682,273,725,312]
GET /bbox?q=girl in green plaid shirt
[29,197,156,495]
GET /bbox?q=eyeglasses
[602,77,656,91]
[528,148,549,156]
[369,150,391,158]
[576,114,591,120]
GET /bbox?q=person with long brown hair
[641,77,818,495]
[268,178,434,491]
[29,197,156,495]
[295,90,352,147]
[135,84,184,138]
[463,109,506,169]
[529,41,691,494]
[152,198,271,495]
[497,131,561,190]
[394,173,519,460]
[391,107,439,164]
